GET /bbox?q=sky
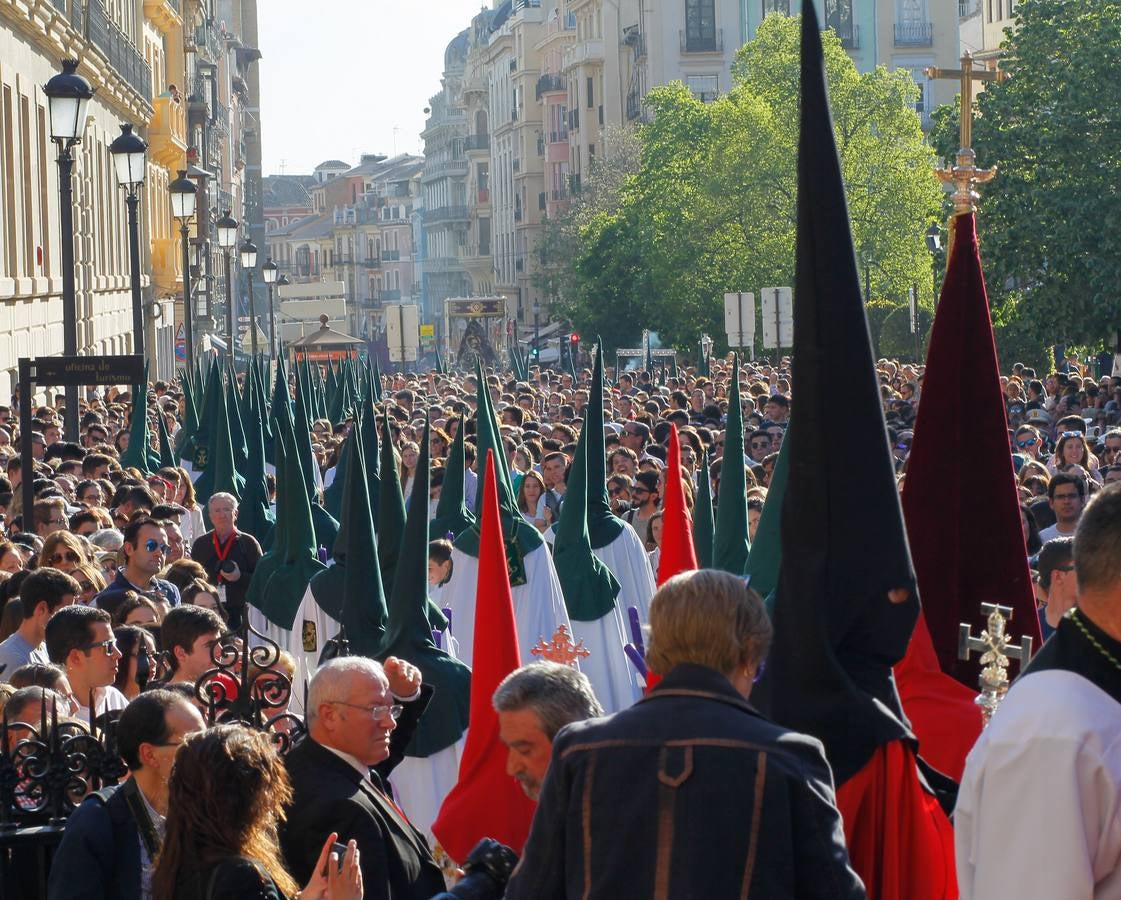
[257,0,485,177]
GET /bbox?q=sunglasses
[143,539,170,554]
[1016,437,1038,448]
[79,637,119,657]
[1060,431,1084,439]
[49,550,81,565]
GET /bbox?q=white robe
[539,523,653,713]
[282,584,341,714]
[442,543,570,669]
[390,740,463,843]
[955,669,1121,899]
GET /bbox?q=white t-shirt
[73,684,129,724]
[1038,522,1077,543]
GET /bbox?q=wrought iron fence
[87,0,152,99]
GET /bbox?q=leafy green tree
[931,0,1121,349]
[554,14,942,353]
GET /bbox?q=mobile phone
[322,841,348,876]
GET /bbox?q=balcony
[149,95,187,168]
[563,39,605,70]
[894,22,933,45]
[477,188,490,204]
[381,249,401,262]
[536,73,566,100]
[377,289,403,302]
[838,24,860,49]
[626,89,643,121]
[422,256,466,273]
[362,257,381,268]
[88,0,153,100]
[680,29,724,53]
[143,0,182,35]
[423,205,470,225]
[422,158,469,182]
[548,128,568,143]
[464,133,490,152]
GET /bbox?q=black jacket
[173,857,289,900]
[280,685,446,900]
[505,664,866,900]
[47,785,141,900]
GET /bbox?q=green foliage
[553,14,942,353]
[880,303,934,361]
[931,0,1121,349]
[865,299,903,354]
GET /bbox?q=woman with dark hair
[1020,502,1043,557]
[152,724,362,900]
[111,625,158,699]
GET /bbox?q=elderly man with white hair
[280,656,447,900]
[189,492,262,629]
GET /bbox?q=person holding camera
[189,493,262,630]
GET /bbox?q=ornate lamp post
[262,257,278,359]
[276,274,291,360]
[169,170,198,363]
[109,124,149,362]
[239,238,259,357]
[216,210,239,364]
[43,59,93,442]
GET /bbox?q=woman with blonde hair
[38,531,89,573]
[152,724,362,900]
[71,563,107,606]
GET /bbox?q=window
[824,0,853,43]
[587,77,594,109]
[762,0,790,13]
[684,0,717,51]
[687,74,720,102]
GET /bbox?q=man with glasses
[1013,425,1043,461]
[94,516,181,616]
[45,605,126,722]
[32,497,69,538]
[0,567,79,678]
[48,689,206,900]
[189,494,263,631]
[1099,428,1121,465]
[282,656,446,900]
[746,429,772,463]
[1039,473,1086,542]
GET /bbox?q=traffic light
[569,332,580,355]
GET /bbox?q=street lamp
[169,170,198,363]
[216,210,239,364]
[44,59,94,442]
[239,238,259,357]
[262,257,278,359]
[109,124,148,363]
[926,222,943,301]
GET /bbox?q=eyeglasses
[1016,438,1038,448]
[76,581,94,593]
[326,701,403,721]
[49,551,81,565]
[78,637,119,656]
[1060,431,1084,439]
[143,539,170,554]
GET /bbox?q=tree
[931,0,1121,349]
[554,14,942,353]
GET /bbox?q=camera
[431,838,518,900]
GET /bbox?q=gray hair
[306,656,386,723]
[492,662,603,740]
[89,528,124,552]
[208,492,239,510]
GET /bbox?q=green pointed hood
[237,380,276,546]
[358,401,382,519]
[190,358,224,471]
[267,356,290,466]
[552,414,620,621]
[248,427,328,630]
[156,405,177,470]
[175,373,201,463]
[453,363,543,558]
[692,450,715,568]
[712,355,749,575]
[322,426,350,520]
[247,425,288,617]
[370,355,384,402]
[224,370,250,477]
[314,361,329,421]
[119,371,155,474]
[434,345,446,376]
[376,412,407,601]
[585,338,625,548]
[430,421,475,540]
[325,361,340,412]
[744,434,789,611]
[309,416,388,656]
[381,419,471,756]
[194,374,246,510]
[508,343,525,381]
[251,359,274,461]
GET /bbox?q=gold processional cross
[924,53,1007,214]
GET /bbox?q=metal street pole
[57,147,79,441]
[223,250,234,366]
[267,282,275,359]
[125,189,144,361]
[246,270,258,357]
[180,223,194,362]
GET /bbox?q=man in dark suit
[282,656,447,900]
[506,570,866,900]
[47,689,206,900]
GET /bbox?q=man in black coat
[505,570,865,900]
[281,656,447,900]
[47,690,206,900]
